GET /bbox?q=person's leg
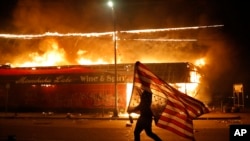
[144,121,162,141]
[144,129,162,141]
[134,119,143,141]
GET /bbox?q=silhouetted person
[128,91,162,141]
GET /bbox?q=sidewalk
[0,111,241,120]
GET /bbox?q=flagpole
[107,1,119,117]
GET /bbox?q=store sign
[80,74,128,83]
[13,73,132,84]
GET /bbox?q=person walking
[128,91,162,141]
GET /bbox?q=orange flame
[14,39,69,67]
[76,49,109,65]
[195,58,206,67]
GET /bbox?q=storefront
[0,62,200,113]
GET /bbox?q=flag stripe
[160,108,193,131]
[157,121,194,140]
[157,118,193,136]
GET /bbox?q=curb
[197,112,241,120]
[0,112,131,120]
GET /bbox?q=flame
[0,25,223,39]
[195,58,206,67]
[190,70,201,83]
[14,38,69,67]
[126,83,133,109]
[0,32,112,39]
[1,25,220,67]
[171,83,199,97]
[76,49,109,65]
[169,67,201,97]
[12,38,112,67]
[77,58,109,65]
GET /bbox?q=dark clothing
[134,116,162,141]
[129,91,162,141]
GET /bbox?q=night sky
[0,0,250,98]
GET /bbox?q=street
[0,113,249,141]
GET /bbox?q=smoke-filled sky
[0,0,250,94]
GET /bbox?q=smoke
[13,0,77,33]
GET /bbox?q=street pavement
[0,110,242,120]
[0,110,250,141]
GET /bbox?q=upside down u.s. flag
[127,61,210,140]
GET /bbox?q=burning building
[0,24,225,113]
[0,62,201,113]
[0,0,236,113]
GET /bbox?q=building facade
[0,62,200,113]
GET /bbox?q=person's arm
[127,104,140,114]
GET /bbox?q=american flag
[127,61,210,140]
